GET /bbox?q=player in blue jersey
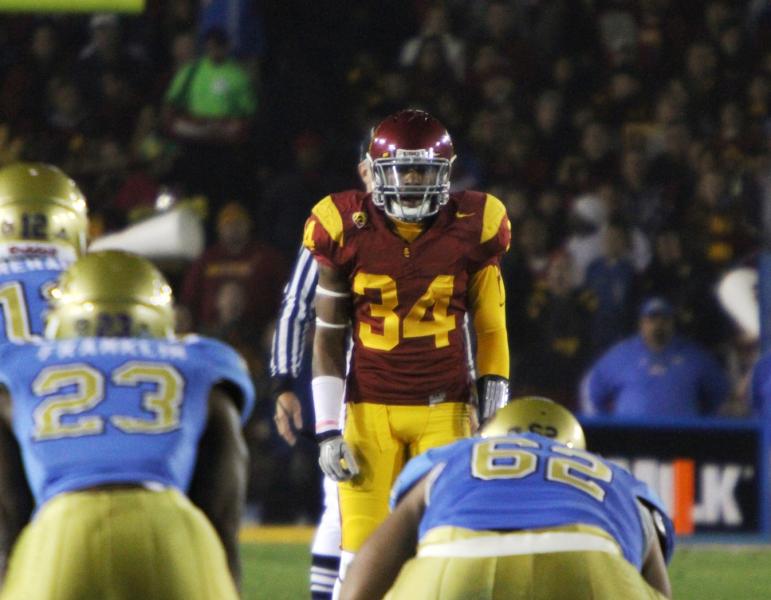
[0,162,89,344]
[0,251,255,600]
[341,397,674,600]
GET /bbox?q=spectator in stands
[683,40,721,134]
[198,0,265,66]
[42,77,92,166]
[746,74,769,123]
[617,147,670,237]
[204,280,264,376]
[180,202,287,338]
[584,218,638,356]
[502,213,550,378]
[0,122,24,166]
[641,228,729,347]
[399,3,465,81]
[93,69,142,142]
[534,187,567,250]
[493,184,529,229]
[405,35,464,116]
[530,89,570,188]
[683,167,757,273]
[163,26,257,212]
[578,120,617,187]
[564,192,650,286]
[604,69,647,126]
[75,13,148,111]
[469,0,534,85]
[113,105,177,219]
[259,131,352,259]
[515,250,595,411]
[0,22,65,133]
[581,297,730,418]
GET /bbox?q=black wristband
[315,429,342,444]
[270,375,294,400]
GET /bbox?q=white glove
[318,435,360,482]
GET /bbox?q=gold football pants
[1,487,239,600]
[386,525,668,600]
[340,400,470,552]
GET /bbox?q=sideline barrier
[580,416,769,539]
[239,525,315,544]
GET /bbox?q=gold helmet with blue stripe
[45,250,174,339]
[0,162,88,260]
[480,396,586,449]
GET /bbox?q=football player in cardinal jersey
[0,162,88,345]
[303,109,511,594]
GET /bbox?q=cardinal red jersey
[304,190,510,405]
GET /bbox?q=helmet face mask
[368,110,455,223]
[369,153,452,222]
[46,303,170,339]
[45,251,175,340]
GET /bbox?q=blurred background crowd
[0,0,769,524]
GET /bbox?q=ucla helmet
[481,396,586,449]
[45,250,174,339]
[0,162,88,260]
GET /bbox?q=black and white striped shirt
[270,246,318,393]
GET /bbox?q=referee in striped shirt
[270,154,373,600]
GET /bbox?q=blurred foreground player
[341,397,674,600]
[0,162,88,344]
[0,251,254,599]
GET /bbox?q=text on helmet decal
[395,149,433,158]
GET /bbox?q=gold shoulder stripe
[481,194,507,244]
[311,196,344,246]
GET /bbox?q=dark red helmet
[366,110,455,221]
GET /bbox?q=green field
[241,538,771,599]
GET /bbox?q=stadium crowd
[0,0,769,524]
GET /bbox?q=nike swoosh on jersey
[456,212,475,218]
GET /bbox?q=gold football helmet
[480,396,586,449]
[0,162,88,260]
[45,250,174,339]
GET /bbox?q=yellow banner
[0,0,144,12]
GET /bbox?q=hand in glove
[318,433,360,482]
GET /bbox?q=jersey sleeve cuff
[270,374,295,399]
